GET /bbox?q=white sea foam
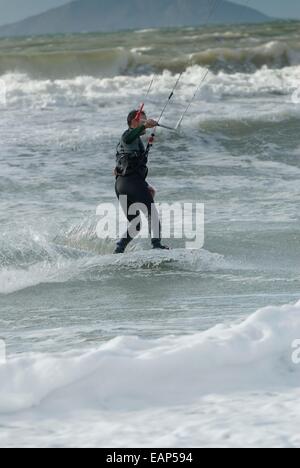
[0,248,225,295]
[1,64,300,110]
[1,300,300,447]
[134,29,157,34]
[130,47,153,54]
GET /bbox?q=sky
[0,0,299,26]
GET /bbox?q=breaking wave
[0,223,225,295]
[1,299,300,413]
[189,41,297,72]
[0,41,299,79]
[1,64,300,109]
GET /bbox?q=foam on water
[0,300,299,415]
[1,64,299,110]
[0,248,225,295]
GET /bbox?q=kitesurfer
[114,110,169,254]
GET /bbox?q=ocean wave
[0,47,137,79]
[212,64,300,99]
[1,64,300,109]
[134,29,157,34]
[0,223,225,295]
[190,41,296,72]
[1,300,300,413]
[182,31,252,42]
[0,249,224,295]
[0,40,299,79]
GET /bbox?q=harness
[115,140,148,178]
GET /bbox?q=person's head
[127,109,147,130]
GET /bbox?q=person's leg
[115,176,168,252]
[131,179,168,250]
[115,178,142,253]
[115,198,142,253]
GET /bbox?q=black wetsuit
[115,125,161,249]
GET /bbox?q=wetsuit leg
[115,175,161,246]
[118,191,142,243]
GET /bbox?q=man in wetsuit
[114,109,169,254]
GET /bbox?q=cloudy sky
[0,0,299,25]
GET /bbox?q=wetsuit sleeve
[123,126,146,144]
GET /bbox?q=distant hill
[0,0,270,37]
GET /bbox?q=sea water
[0,21,300,447]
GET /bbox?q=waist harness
[115,142,148,177]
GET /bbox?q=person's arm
[124,119,158,144]
[123,126,146,145]
[148,184,156,199]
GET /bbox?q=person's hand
[144,119,158,129]
[148,184,157,199]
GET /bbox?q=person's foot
[113,245,125,254]
[152,241,170,250]
[113,239,130,254]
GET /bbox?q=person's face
[132,112,147,134]
[140,113,147,134]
